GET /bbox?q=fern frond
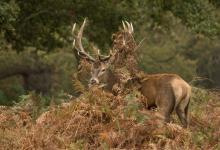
[72,73,86,94]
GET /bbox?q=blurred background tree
[0,0,220,105]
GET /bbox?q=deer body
[139,73,191,128]
[93,71,191,128]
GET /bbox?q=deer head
[72,19,135,88]
[72,18,114,88]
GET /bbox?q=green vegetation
[1,0,220,104]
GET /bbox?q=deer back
[140,74,185,107]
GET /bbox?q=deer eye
[101,69,106,72]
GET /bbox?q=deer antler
[72,18,96,62]
[122,21,133,34]
[98,49,114,62]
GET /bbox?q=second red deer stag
[72,19,191,128]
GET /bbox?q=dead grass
[1,87,219,149]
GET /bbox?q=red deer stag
[72,18,115,90]
[72,19,191,128]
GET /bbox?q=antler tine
[95,44,114,62]
[97,49,113,61]
[97,49,102,60]
[77,18,86,52]
[72,23,76,47]
[72,39,75,48]
[130,22,134,33]
[72,18,96,62]
[125,21,133,34]
[98,52,113,61]
[72,23,76,35]
[122,20,134,34]
[97,49,100,56]
[122,21,128,32]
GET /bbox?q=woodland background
[0,0,220,105]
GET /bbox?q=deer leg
[159,109,171,123]
[176,105,188,128]
[176,96,190,128]
[154,109,171,129]
[156,97,174,123]
[156,104,172,123]
[184,99,190,126]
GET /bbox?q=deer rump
[138,73,191,128]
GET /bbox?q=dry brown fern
[72,73,86,94]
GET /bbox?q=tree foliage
[0,0,220,104]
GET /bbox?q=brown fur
[139,73,191,128]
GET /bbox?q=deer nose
[90,78,98,85]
